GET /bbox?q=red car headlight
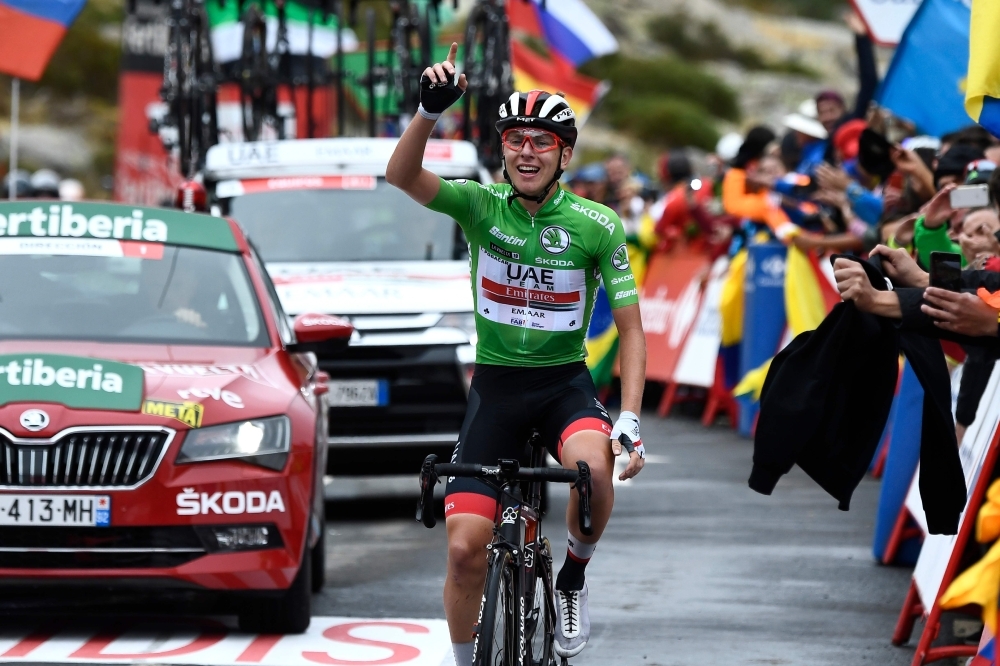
[176,416,291,471]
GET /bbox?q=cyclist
[387,43,647,665]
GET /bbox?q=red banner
[640,252,712,383]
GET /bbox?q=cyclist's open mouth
[516,165,542,179]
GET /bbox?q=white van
[204,138,489,495]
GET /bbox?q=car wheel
[310,512,326,593]
[238,548,312,634]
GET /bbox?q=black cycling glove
[418,71,464,120]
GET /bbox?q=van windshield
[230,180,465,262]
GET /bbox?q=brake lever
[416,454,439,528]
[575,461,593,537]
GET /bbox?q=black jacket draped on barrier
[749,256,967,535]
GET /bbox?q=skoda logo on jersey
[20,409,49,432]
[540,226,570,255]
[611,244,630,271]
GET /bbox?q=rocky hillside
[0,0,886,195]
[575,0,890,164]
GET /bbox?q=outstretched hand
[418,43,468,118]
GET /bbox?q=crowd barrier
[892,364,1000,664]
[633,243,1000,664]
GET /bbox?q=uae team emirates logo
[476,248,585,332]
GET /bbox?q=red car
[0,200,350,633]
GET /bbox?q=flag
[586,285,618,389]
[509,0,617,67]
[0,0,88,80]
[967,0,1000,137]
[876,0,971,137]
[506,0,612,121]
[784,247,840,337]
[941,480,1000,634]
[718,248,747,388]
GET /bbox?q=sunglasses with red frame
[501,128,563,153]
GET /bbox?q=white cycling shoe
[554,582,590,658]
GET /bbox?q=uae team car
[0,200,351,633]
[203,138,487,492]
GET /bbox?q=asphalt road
[317,414,919,666]
[0,413,925,665]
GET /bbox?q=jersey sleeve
[425,177,492,233]
[596,210,640,309]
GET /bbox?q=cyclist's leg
[537,364,614,657]
[443,366,528,657]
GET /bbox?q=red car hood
[0,341,300,438]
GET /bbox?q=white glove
[610,411,645,459]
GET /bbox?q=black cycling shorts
[444,362,612,520]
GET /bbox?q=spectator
[568,163,608,203]
[652,151,734,252]
[814,11,879,135]
[30,169,61,199]
[603,153,633,213]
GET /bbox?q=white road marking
[0,617,451,665]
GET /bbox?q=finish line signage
[0,618,452,665]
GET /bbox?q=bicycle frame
[416,434,592,666]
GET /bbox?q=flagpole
[8,77,19,201]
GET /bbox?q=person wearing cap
[782,111,829,176]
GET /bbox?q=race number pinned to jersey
[476,248,585,332]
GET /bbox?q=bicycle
[461,0,513,171]
[416,431,593,666]
[155,0,220,177]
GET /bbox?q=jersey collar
[511,184,567,218]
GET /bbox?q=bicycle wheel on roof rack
[239,4,274,141]
[462,1,511,171]
[389,2,422,119]
[191,1,219,173]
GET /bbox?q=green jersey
[427,179,639,367]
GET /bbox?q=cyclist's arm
[595,210,645,415]
[613,304,645,415]
[386,115,442,205]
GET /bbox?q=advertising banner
[639,252,711,383]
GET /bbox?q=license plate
[328,379,389,407]
[0,495,110,527]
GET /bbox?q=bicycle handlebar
[415,454,594,536]
[433,462,580,484]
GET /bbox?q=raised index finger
[446,42,458,66]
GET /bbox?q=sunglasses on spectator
[502,128,563,153]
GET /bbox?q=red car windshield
[0,244,268,346]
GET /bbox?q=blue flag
[876,0,971,137]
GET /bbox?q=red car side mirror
[288,314,354,353]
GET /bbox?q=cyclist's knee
[446,515,493,580]
[562,431,614,484]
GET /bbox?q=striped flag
[506,0,613,122]
[0,0,88,80]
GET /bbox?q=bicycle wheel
[461,2,486,142]
[191,1,218,173]
[525,537,556,666]
[239,4,270,141]
[473,548,520,666]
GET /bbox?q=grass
[579,54,736,151]
[647,10,819,79]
